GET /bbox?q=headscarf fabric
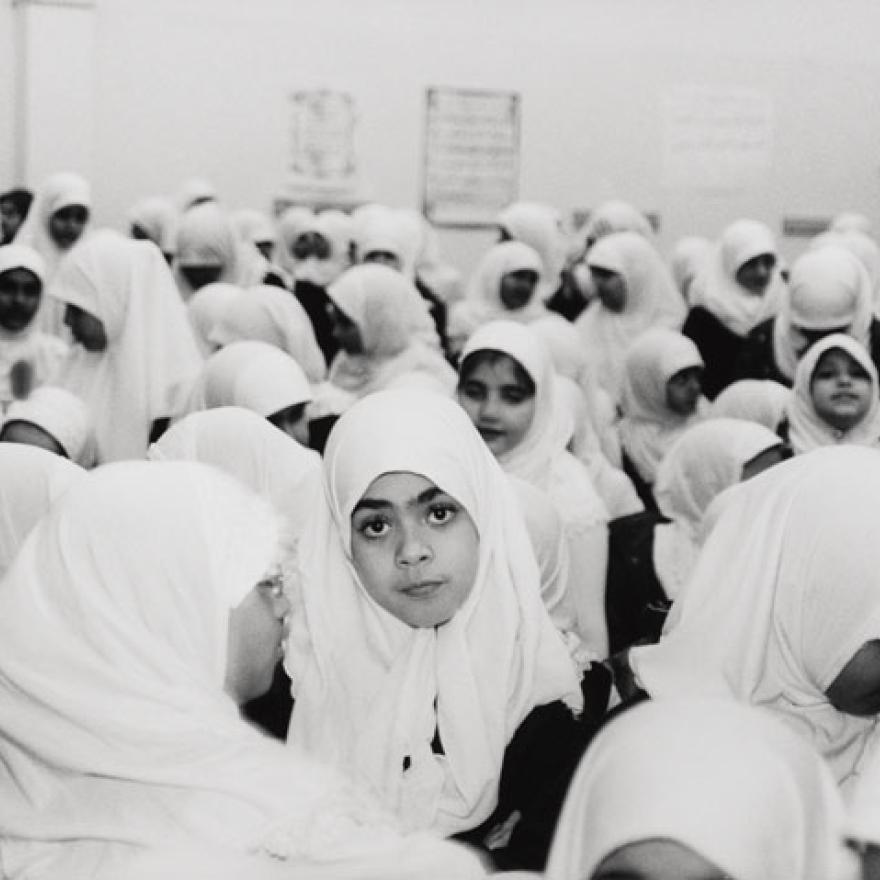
[496,202,566,299]
[545,698,857,880]
[128,196,178,256]
[630,446,880,788]
[174,202,243,298]
[286,390,582,835]
[710,378,791,430]
[185,281,244,356]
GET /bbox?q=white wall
[6,0,880,273]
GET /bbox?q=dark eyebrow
[416,486,446,505]
[351,498,392,515]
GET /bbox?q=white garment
[0,444,82,577]
[285,389,582,836]
[581,199,654,246]
[545,698,857,880]
[149,406,321,560]
[0,460,482,879]
[14,171,91,335]
[128,196,178,255]
[185,281,243,356]
[668,235,711,302]
[49,230,203,462]
[631,447,880,788]
[618,328,708,485]
[652,418,783,600]
[174,202,244,299]
[460,320,609,656]
[276,206,317,278]
[812,229,880,317]
[211,284,327,382]
[786,333,880,454]
[496,201,567,300]
[577,231,686,400]
[689,218,785,337]
[773,244,874,381]
[710,378,791,430]
[3,385,94,466]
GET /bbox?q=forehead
[0,268,40,288]
[814,347,864,371]
[464,352,530,387]
[358,471,439,505]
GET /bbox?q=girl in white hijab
[211,283,327,383]
[128,195,178,262]
[458,320,609,657]
[0,460,484,880]
[317,264,456,415]
[711,378,791,431]
[496,201,567,301]
[581,199,654,249]
[185,281,244,356]
[276,205,317,279]
[174,201,243,300]
[0,244,68,409]
[785,333,880,455]
[0,443,82,577]
[630,446,880,790]
[285,389,584,869]
[545,698,858,880]
[576,231,686,401]
[49,230,203,462]
[684,218,785,398]
[668,234,712,302]
[618,328,709,497]
[15,171,91,335]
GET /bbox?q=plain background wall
[4,0,880,275]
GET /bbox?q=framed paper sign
[422,86,520,228]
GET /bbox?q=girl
[285,389,592,870]
[128,195,178,263]
[0,460,482,879]
[49,230,203,461]
[617,328,708,509]
[683,218,785,398]
[457,320,609,657]
[784,333,880,455]
[185,281,243,356]
[629,446,880,790]
[545,699,857,880]
[575,231,685,401]
[174,201,243,299]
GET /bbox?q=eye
[459,381,486,401]
[427,502,459,526]
[355,516,391,539]
[501,386,530,404]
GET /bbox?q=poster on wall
[661,85,773,191]
[422,86,520,227]
[285,89,358,205]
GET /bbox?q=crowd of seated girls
[2,176,880,878]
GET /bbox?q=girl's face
[457,354,537,457]
[63,303,107,352]
[590,266,627,312]
[665,366,703,416]
[0,421,66,457]
[180,264,223,292]
[0,268,41,332]
[592,839,730,880]
[267,403,310,447]
[48,204,88,250]
[363,250,402,272]
[810,348,873,431]
[327,302,364,354]
[734,252,776,296]
[499,268,538,311]
[350,471,479,628]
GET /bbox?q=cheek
[351,540,393,602]
[505,401,536,441]
[457,393,480,423]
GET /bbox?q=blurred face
[0,199,24,244]
[327,302,363,354]
[592,839,730,880]
[292,231,330,261]
[64,303,107,352]
[180,264,223,291]
[0,420,66,457]
[130,222,151,242]
[48,204,88,250]
[740,444,786,481]
[0,268,41,332]
[457,354,536,457]
[810,348,873,431]
[499,269,539,311]
[266,403,310,447]
[665,366,703,416]
[363,249,402,271]
[734,253,776,296]
[350,471,479,628]
[224,569,291,704]
[255,240,274,262]
[591,266,627,312]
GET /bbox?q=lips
[401,579,445,598]
[477,426,504,441]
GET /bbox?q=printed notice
[422,87,520,227]
[288,90,357,184]
[662,86,773,191]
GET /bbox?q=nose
[479,394,501,421]
[396,523,433,568]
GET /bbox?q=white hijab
[581,199,654,246]
[545,698,857,880]
[211,283,327,382]
[652,418,783,600]
[618,328,708,485]
[631,447,880,788]
[185,281,244,356]
[128,196,178,256]
[710,378,791,430]
[786,333,880,455]
[496,201,567,299]
[0,460,456,875]
[460,320,608,533]
[689,218,785,337]
[576,231,686,399]
[174,201,244,299]
[326,264,456,404]
[149,407,321,559]
[773,244,874,382]
[0,444,82,577]
[49,230,203,462]
[286,390,582,836]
